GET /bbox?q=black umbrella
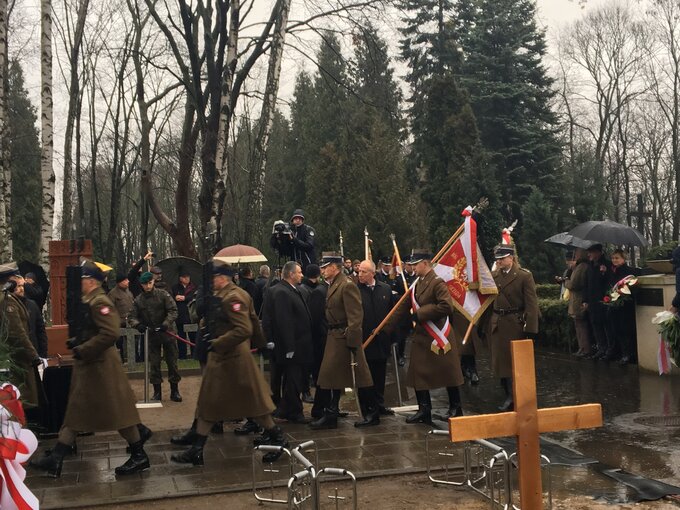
[156,257,203,288]
[18,260,50,300]
[567,220,649,247]
[544,232,594,249]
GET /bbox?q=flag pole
[362,198,488,350]
[390,234,410,295]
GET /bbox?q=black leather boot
[171,434,206,466]
[30,441,71,477]
[127,423,153,453]
[445,386,463,418]
[152,384,162,401]
[235,419,262,436]
[260,426,289,463]
[170,383,182,402]
[211,421,224,434]
[499,378,514,412]
[354,408,380,427]
[309,407,339,429]
[406,390,433,425]
[115,440,150,475]
[170,419,197,445]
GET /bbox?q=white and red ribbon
[0,384,39,510]
[460,207,478,284]
[410,282,452,354]
[658,335,673,375]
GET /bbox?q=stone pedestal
[634,274,679,375]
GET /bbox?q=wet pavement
[25,348,680,508]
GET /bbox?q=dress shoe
[302,392,314,404]
[260,426,289,463]
[405,405,433,425]
[379,406,394,416]
[234,419,262,435]
[445,406,464,418]
[171,420,198,445]
[354,410,380,427]
[171,434,206,466]
[398,357,406,367]
[498,397,514,412]
[30,441,71,477]
[309,409,339,430]
[170,383,182,402]
[152,384,162,401]
[618,356,630,366]
[115,440,150,475]
[284,414,312,424]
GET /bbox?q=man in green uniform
[171,260,286,465]
[484,245,539,411]
[30,260,152,477]
[128,272,181,402]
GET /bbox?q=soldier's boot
[236,419,263,436]
[309,391,340,430]
[354,407,380,428]
[115,440,150,475]
[170,419,197,445]
[261,426,289,463]
[170,383,182,402]
[170,434,206,466]
[445,386,464,418]
[406,390,433,425]
[499,378,514,412]
[126,423,153,453]
[30,441,71,477]
[152,384,162,401]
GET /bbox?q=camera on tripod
[272,220,293,236]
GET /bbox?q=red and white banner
[410,285,452,354]
[434,208,498,323]
[0,384,39,510]
[658,336,672,375]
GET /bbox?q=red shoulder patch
[231,302,241,312]
[100,306,110,315]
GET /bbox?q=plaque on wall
[635,288,664,307]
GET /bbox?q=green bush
[645,241,678,262]
[537,298,575,352]
[536,284,561,300]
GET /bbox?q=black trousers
[280,363,306,418]
[367,358,387,408]
[270,361,284,406]
[588,302,608,353]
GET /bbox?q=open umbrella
[156,257,203,288]
[214,244,267,264]
[567,220,649,247]
[544,232,594,249]
[18,261,50,302]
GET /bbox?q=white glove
[40,358,49,369]
[266,342,275,350]
[286,351,294,359]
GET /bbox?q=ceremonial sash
[410,281,452,354]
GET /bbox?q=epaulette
[520,268,532,274]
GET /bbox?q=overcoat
[317,275,373,389]
[0,293,40,407]
[486,263,539,378]
[63,287,140,431]
[385,269,464,390]
[264,282,313,364]
[196,282,274,422]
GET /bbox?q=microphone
[2,281,16,293]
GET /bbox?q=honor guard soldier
[384,249,464,424]
[0,263,41,408]
[31,260,152,477]
[483,245,539,411]
[310,253,375,429]
[171,260,286,465]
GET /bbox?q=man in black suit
[263,261,313,423]
[357,259,395,421]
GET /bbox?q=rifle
[65,265,89,349]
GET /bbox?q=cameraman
[270,209,317,271]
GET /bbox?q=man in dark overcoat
[384,249,464,424]
[310,253,373,430]
[30,260,152,477]
[483,245,539,411]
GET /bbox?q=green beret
[140,271,154,284]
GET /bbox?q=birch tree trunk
[0,0,10,262]
[243,0,290,246]
[39,0,55,269]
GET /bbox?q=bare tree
[0,0,10,262]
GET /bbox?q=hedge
[536,284,561,300]
[536,298,575,352]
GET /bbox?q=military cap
[409,249,433,264]
[211,259,236,277]
[380,256,392,265]
[0,262,21,279]
[81,259,106,281]
[319,252,343,268]
[139,271,154,284]
[493,245,515,259]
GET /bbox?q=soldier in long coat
[310,253,374,430]
[171,260,285,465]
[483,245,539,411]
[385,250,464,424]
[0,263,41,408]
[30,260,152,477]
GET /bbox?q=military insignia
[309,231,314,236]
[231,302,241,312]
[100,306,110,315]
[7,306,13,313]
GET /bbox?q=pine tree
[7,61,41,263]
[516,188,560,282]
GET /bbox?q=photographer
[269,209,316,271]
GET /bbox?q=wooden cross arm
[449,404,602,442]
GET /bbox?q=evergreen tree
[458,0,563,221]
[7,61,41,263]
[516,188,560,282]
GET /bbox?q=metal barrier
[253,440,356,509]
[426,429,552,510]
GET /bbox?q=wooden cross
[449,340,603,509]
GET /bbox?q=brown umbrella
[214,244,267,264]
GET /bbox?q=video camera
[270,220,295,258]
[272,220,292,236]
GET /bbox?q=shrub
[537,298,575,352]
[536,284,561,300]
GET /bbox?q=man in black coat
[289,209,316,271]
[23,273,46,311]
[172,270,197,360]
[253,265,271,317]
[262,261,313,423]
[357,259,395,420]
[583,244,612,359]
